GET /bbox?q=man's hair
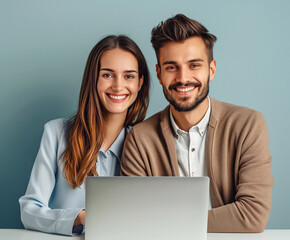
[151,14,217,63]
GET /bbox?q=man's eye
[190,64,200,68]
[166,66,177,70]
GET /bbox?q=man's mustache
[169,82,201,90]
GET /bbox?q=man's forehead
[159,36,208,63]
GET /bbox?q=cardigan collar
[160,96,219,131]
[159,96,220,177]
[159,96,221,207]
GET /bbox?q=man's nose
[176,67,191,84]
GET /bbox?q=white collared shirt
[170,97,212,209]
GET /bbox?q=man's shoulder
[130,107,168,137]
[213,98,257,113]
[212,98,266,126]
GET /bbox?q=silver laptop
[85,177,209,240]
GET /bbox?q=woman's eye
[103,73,112,78]
[125,75,135,79]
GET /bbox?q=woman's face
[97,48,143,116]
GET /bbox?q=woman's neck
[102,111,127,152]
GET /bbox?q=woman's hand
[74,209,85,226]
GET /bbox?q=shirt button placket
[191,147,196,177]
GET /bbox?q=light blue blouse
[19,119,126,236]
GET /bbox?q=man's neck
[170,97,209,132]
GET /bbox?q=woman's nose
[111,75,123,91]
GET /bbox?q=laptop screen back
[86,177,209,240]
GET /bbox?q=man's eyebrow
[188,58,204,63]
[162,59,204,66]
[162,61,177,66]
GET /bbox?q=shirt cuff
[55,208,84,236]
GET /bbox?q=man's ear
[156,64,162,84]
[138,76,144,91]
[209,59,216,82]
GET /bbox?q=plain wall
[1,0,289,229]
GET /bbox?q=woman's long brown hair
[59,35,150,189]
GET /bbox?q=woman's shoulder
[41,118,73,157]
[44,118,67,133]
[45,118,66,128]
[43,118,72,141]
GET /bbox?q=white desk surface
[1,229,290,240]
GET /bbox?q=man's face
[156,36,216,112]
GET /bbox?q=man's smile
[174,86,196,95]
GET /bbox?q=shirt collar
[169,96,211,138]
[99,127,126,162]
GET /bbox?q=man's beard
[162,77,209,112]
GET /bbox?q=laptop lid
[85,176,209,240]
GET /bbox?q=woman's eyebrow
[124,70,138,73]
[100,68,137,73]
[100,68,114,72]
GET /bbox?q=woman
[19,35,150,236]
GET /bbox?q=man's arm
[208,111,273,233]
[121,128,148,176]
[121,111,273,232]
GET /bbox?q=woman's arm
[19,120,83,236]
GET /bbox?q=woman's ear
[138,76,144,91]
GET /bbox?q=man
[121,14,273,233]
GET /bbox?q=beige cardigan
[121,97,273,233]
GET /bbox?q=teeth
[176,87,195,92]
[108,94,126,100]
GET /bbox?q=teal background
[1,0,289,229]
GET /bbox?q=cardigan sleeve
[19,120,83,236]
[121,128,148,176]
[207,111,273,232]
